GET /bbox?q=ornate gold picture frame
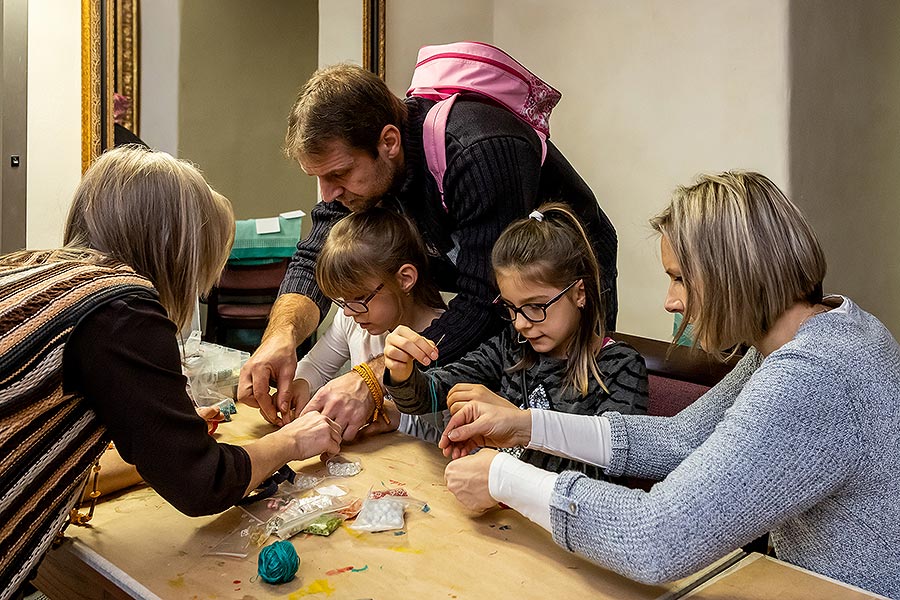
[81,0,140,172]
[363,0,386,79]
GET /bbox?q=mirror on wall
[81,0,386,226]
[81,0,139,171]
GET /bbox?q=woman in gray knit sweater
[439,171,900,598]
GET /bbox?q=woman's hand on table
[439,401,533,459]
[447,383,515,415]
[196,405,226,435]
[444,448,499,512]
[279,410,342,460]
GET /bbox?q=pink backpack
[406,41,562,210]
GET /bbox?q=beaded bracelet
[352,362,390,425]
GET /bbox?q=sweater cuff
[603,411,630,477]
[489,452,557,532]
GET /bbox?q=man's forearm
[262,293,321,348]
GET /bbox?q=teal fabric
[672,313,694,346]
[229,216,302,261]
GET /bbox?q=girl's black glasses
[334,283,384,314]
[493,280,579,323]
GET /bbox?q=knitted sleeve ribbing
[279,200,349,323]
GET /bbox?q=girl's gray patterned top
[549,297,900,598]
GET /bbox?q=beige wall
[385,0,494,95]
[25,0,81,249]
[178,0,319,227]
[318,0,363,68]
[386,0,792,340]
[493,0,791,339]
[788,0,900,336]
[140,0,181,156]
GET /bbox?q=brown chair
[613,332,741,417]
[203,259,289,352]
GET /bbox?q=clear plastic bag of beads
[325,454,362,477]
[349,487,430,533]
[266,492,357,540]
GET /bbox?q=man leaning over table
[238,62,618,438]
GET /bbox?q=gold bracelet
[352,362,390,425]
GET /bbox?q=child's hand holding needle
[426,333,446,364]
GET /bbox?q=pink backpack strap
[422,95,458,212]
[411,41,560,213]
[421,94,548,212]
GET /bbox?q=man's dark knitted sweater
[281,97,618,362]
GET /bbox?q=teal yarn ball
[257,540,299,584]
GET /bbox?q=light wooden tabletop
[35,408,709,600]
[681,553,889,600]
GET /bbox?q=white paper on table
[255,217,281,235]
[280,209,306,219]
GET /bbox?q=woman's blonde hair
[651,171,826,351]
[59,146,234,329]
[316,207,445,312]
[492,202,607,396]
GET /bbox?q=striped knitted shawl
[0,259,154,600]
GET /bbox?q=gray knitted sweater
[549,297,900,597]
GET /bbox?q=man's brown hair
[285,64,407,160]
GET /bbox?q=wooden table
[34,411,743,599]
[680,553,889,600]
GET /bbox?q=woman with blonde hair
[439,172,900,597]
[0,147,341,600]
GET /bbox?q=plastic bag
[325,454,362,477]
[349,488,430,533]
[303,513,346,536]
[266,492,358,540]
[205,511,268,558]
[238,475,326,523]
[181,330,249,406]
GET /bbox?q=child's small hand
[446,383,516,415]
[383,325,439,383]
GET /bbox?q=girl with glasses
[382,203,648,479]
[289,207,449,442]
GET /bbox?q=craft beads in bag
[350,497,406,532]
[326,454,362,477]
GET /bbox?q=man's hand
[383,325,438,383]
[446,383,516,415]
[300,369,374,441]
[444,449,499,512]
[438,401,533,459]
[355,399,401,439]
[238,331,298,426]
